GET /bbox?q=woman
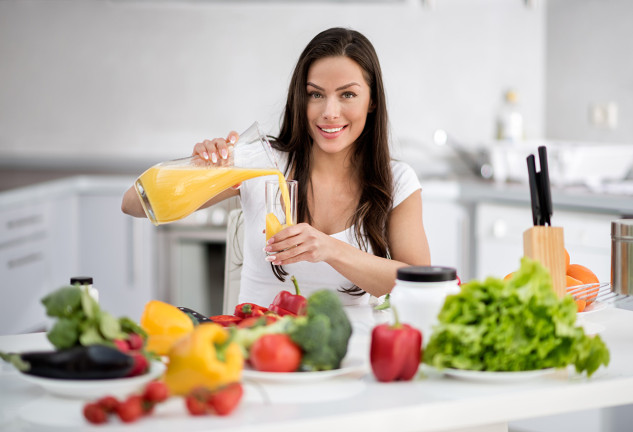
[122,27,430,307]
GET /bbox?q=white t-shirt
[237,149,421,308]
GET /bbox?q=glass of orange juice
[135,122,282,225]
[265,179,297,253]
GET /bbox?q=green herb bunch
[42,285,146,350]
[424,258,610,377]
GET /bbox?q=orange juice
[266,213,291,241]
[136,165,290,226]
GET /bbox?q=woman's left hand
[264,223,332,266]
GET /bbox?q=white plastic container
[390,266,460,346]
[70,276,99,303]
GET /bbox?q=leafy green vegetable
[41,286,82,318]
[424,258,610,377]
[41,285,140,350]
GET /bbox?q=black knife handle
[538,146,553,225]
[527,154,541,226]
[177,307,212,324]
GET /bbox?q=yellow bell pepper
[164,322,244,396]
[140,300,194,356]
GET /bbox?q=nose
[322,98,340,120]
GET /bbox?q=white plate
[18,360,166,399]
[242,356,367,384]
[442,367,557,383]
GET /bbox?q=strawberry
[116,395,143,423]
[83,402,107,424]
[185,388,210,416]
[143,381,169,403]
[207,382,243,416]
[126,351,149,377]
[96,395,119,413]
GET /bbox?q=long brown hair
[272,27,393,295]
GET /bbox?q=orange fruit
[567,264,599,285]
[567,264,600,304]
[503,272,514,281]
[575,298,587,313]
[564,248,570,272]
[565,275,582,287]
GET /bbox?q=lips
[317,125,347,138]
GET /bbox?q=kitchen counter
[421,178,633,216]
[1,306,633,432]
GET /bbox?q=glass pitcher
[135,122,282,225]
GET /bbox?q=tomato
[249,334,301,372]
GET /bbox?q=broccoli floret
[288,290,352,371]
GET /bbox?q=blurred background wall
[0,0,630,176]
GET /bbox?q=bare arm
[265,190,430,298]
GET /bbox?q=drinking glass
[265,179,297,253]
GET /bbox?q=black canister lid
[70,276,93,285]
[396,266,457,283]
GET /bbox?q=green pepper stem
[215,329,237,363]
[291,276,301,296]
[391,305,402,329]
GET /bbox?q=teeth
[321,126,344,133]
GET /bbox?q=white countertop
[1,306,633,432]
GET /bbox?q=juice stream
[136,166,292,226]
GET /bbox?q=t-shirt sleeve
[392,160,421,208]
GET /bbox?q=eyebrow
[306,82,361,91]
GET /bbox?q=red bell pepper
[208,315,243,327]
[370,307,422,382]
[234,303,269,319]
[269,276,307,317]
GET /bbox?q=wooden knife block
[523,226,566,298]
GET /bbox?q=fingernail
[273,260,281,266]
[264,246,272,252]
[221,149,228,159]
[211,152,218,163]
[266,239,273,245]
[230,136,237,144]
[265,256,276,262]
[203,151,209,160]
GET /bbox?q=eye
[342,91,356,99]
[308,91,323,99]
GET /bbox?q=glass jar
[70,276,99,303]
[390,266,460,346]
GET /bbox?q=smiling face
[306,56,373,157]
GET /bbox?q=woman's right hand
[192,131,240,164]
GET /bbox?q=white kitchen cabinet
[0,177,156,335]
[75,191,156,322]
[475,202,618,282]
[422,182,471,279]
[0,201,53,334]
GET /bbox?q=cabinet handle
[8,252,43,269]
[0,231,46,250]
[6,214,43,230]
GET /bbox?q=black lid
[396,266,457,283]
[70,276,93,285]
